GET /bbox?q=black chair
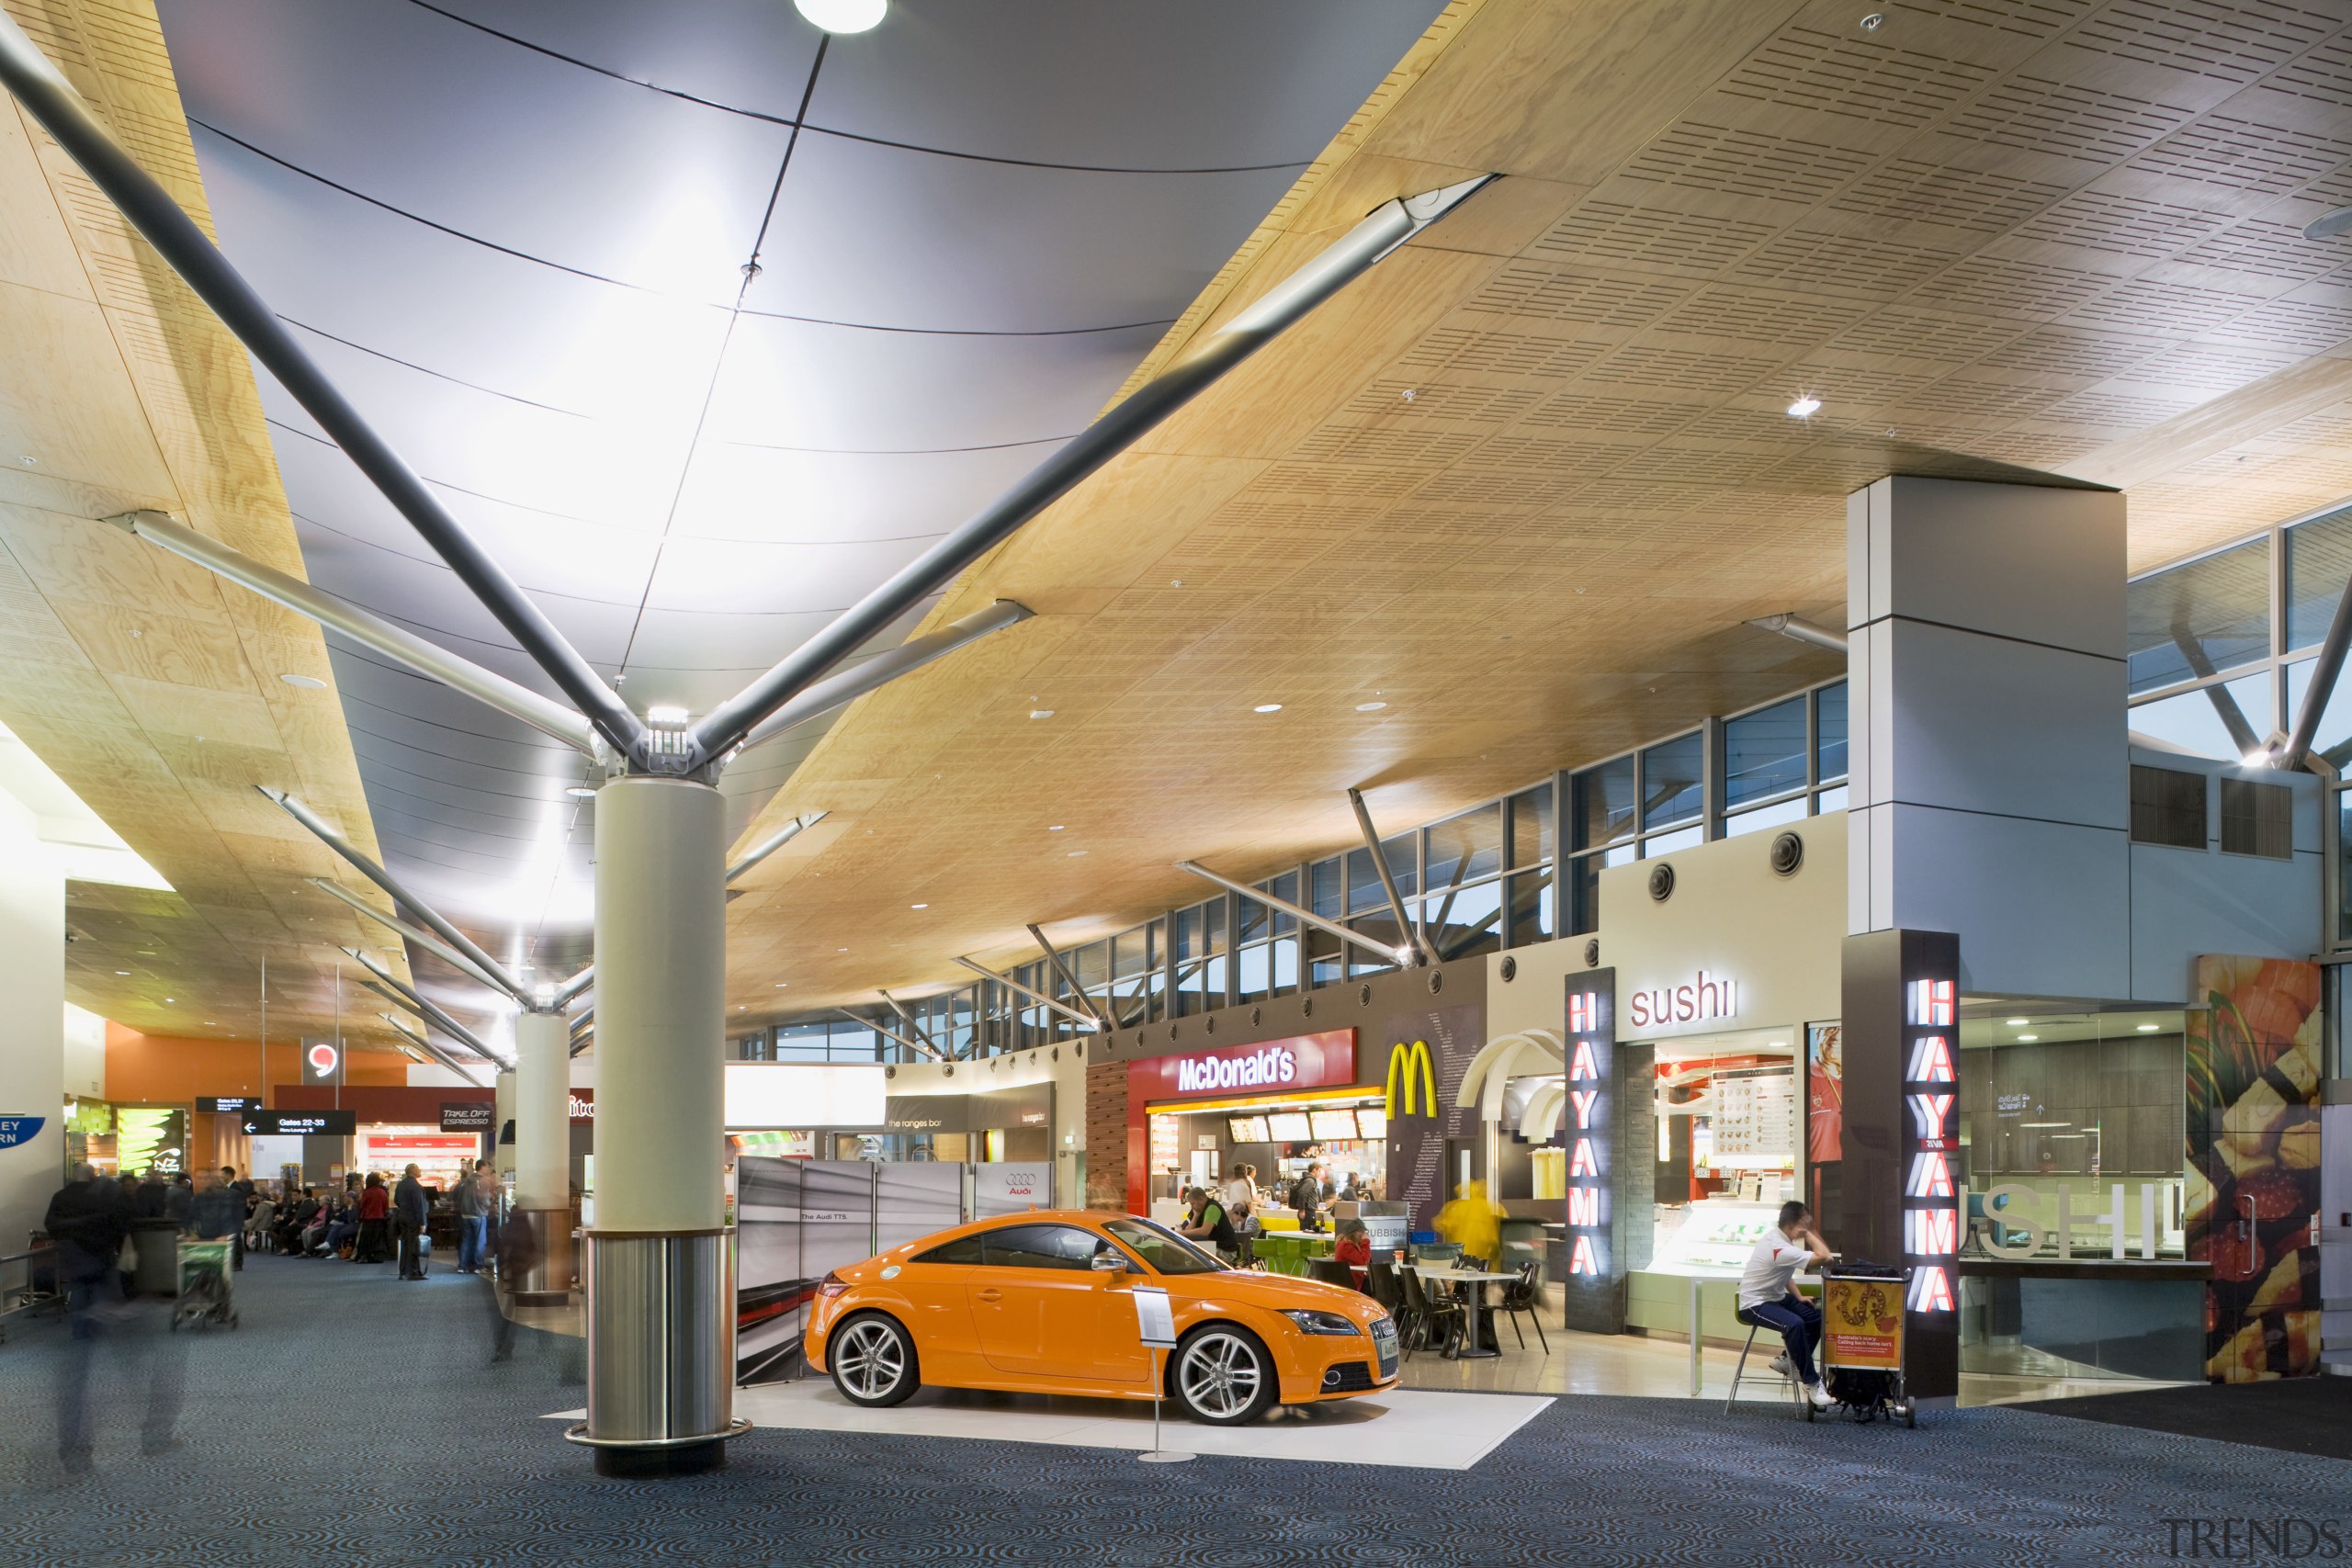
[1308,1258,1356,1290]
[1365,1259,1406,1317]
[1398,1266,1463,1359]
[1497,1260,1549,1354]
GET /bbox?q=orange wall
[105,1022,409,1104]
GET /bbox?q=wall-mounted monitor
[1267,1111,1313,1142]
[1226,1115,1271,1143]
[1309,1108,1360,1140]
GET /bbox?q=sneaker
[1805,1381,1836,1409]
[1769,1353,1792,1378]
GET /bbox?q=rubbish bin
[130,1217,179,1297]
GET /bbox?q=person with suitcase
[392,1164,431,1280]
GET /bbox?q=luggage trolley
[171,1238,238,1332]
[1810,1264,1910,1426]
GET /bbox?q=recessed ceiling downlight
[1253,704,1283,714]
[1787,396,1822,418]
[2304,205,2352,242]
[278,672,326,689]
[795,0,886,32]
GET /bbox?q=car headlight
[1280,1309,1360,1337]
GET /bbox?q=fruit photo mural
[2187,955,2323,1383]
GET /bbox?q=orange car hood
[1167,1269,1385,1323]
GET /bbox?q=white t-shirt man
[1739,1225,1819,1311]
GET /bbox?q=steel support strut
[108,512,598,752]
[1348,787,1430,965]
[1176,860,1414,968]
[724,812,827,886]
[0,17,645,761]
[737,603,1034,751]
[2284,582,2352,769]
[688,177,1498,765]
[953,955,1102,1032]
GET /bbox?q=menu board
[1227,1115,1271,1143]
[1356,1107,1387,1141]
[1267,1111,1313,1142]
[1713,1067,1796,1162]
[1309,1108,1359,1140]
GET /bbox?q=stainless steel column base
[579,1228,738,1473]
[511,1207,573,1306]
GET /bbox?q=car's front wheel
[828,1312,920,1408]
[1170,1325,1276,1426]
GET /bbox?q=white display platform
[545,1383,1551,1471]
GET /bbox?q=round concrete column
[512,1010,572,1304]
[570,773,740,1475]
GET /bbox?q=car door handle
[975,1288,1002,1302]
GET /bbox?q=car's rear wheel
[829,1312,920,1408]
[1171,1325,1275,1426]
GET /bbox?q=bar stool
[1724,1309,1804,1414]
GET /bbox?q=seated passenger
[1174,1187,1236,1259]
[1333,1218,1373,1288]
[1737,1200,1836,1411]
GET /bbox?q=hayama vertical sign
[1562,968,1619,1334]
[1901,969,1960,1321]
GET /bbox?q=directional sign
[240,1110,356,1136]
[0,1115,45,1149]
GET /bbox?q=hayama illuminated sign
[1560,970,1619,1334]
[1902,973,1960,1317]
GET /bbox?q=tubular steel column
[513,1010,573,1306]
[567,775,742,1474]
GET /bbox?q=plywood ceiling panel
[724,0,2352,1021]
[0,0,416,1053]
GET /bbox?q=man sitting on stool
[1737,1201,1835,1410]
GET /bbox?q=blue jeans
[457,1214,488,1271]
[1744,1293,1821,1386]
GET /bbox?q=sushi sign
[1902,973,1960,1317]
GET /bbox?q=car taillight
[819,1271,848,1299]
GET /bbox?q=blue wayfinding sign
[0,1116,47,1148]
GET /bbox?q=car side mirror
[1091,1249,1128,1274]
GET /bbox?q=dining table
[1410,1263,1518,1360]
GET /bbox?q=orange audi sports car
[806,1210,1399,1425]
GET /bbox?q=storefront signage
[196,1096,259,1113]
[0,1115,44,1149]
[1623,971,1736,1032]
[1384,1041,1435,1119]
[305,1042,342,1081]
[1134,1031,1357,1103]
[886,1084,1051,1135]
[240,1110,356,1136]
[439,1102,493,1133]
[568,1093,594,1122]
[1561,970,1621,1335]
[1901,973,1960,1319]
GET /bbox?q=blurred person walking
[486,1204,540,1363]
[393,1163,430,1280]
[45,1164,181,1474]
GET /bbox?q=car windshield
[1102,1217,1226,1276]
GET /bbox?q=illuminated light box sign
[724,1063,887,1129]
[1133,1031,1358,1102]
[1561,970,1622,1335]
[1901,973,1960,1318]
[196,1096,260,1113]
[240,1110,356,1136]
[1622,970,1736,1032]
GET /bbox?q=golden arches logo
[1385,1040,1436,1120]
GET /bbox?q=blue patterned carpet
[1,1255,2335,1566]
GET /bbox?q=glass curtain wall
[748,673,1849,1058]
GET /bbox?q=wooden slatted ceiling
[0,0,412,1047]
[729,0,2352,1016]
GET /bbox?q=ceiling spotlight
[277,672,327,689]
[1253,704,1283,714]
[775,983,788,987]
[2005,1018,2029,1026]
[2137,1022,2160,1032]
[2304,205,2352,242]
[794,0,886,32]
[1068,849,1089,857]
[910,902,928,909]
[1356,701,1387,713]
[2018,1033,2039,1042]
[647,705,688,726]
[1392,946,1416,965]
[1029,709,1055,719]
[1047,825,1066,832]
[1787,396,1822,419]
[164,998,175,1004]
[115,970,129,976]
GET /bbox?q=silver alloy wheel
[1177,1330,1262,1420]
[834,1317,907,1401]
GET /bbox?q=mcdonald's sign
[1384,1039,1437,1120]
